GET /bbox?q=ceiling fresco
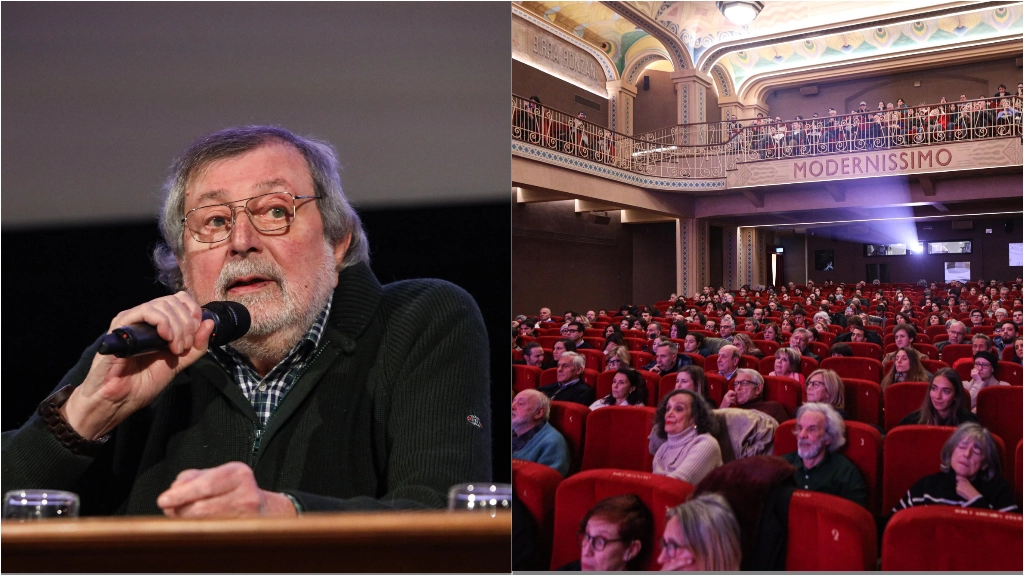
[517,1,1021,96]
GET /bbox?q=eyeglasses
[734,380,758,388]
[807,380,825,388]
[578,531,625,551]
[660,537,690,559]
[182,192,320,243]
[974,361,993,369]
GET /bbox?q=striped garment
[894,469,1019,514]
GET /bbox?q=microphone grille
[202,301,252,346]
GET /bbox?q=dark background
[2,3,511,482]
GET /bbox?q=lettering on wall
[793,149,953,179]
[511,14,607,96]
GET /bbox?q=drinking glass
[447,483,512,515]
[2,489,79,520]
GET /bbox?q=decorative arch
[623,49,673,86]
[601,1,694,72]
[710,63,734,99]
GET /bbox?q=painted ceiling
[518,1,1022,95]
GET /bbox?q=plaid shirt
[210,295,333,427]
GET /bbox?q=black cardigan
[1,263,492,514]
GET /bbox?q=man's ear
[333,232,352,270]
[623,540,642,562]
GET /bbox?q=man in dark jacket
[538,351,594,406]
[1,126,491,517]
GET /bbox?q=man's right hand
[720,389,737,408]
[61,292,216,440]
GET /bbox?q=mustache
[214,257,285,297]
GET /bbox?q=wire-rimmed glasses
[181,192,320,243]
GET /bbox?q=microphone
[98,301,251,358]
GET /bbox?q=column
[735,227,766,289]
[677,218,709,298]
[671,70,713,145]
[606,80,637,136]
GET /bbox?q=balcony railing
[513,94,1023,179]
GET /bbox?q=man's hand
[720,389,737,408]
[157,462,297,518]
[649,365,663,375]
[62,292,216,440]
[955,475,982,502]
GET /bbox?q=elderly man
[511,390,570,477]
[645,341,692,375]
[718,368,790,424]
[935,320,968,353]
[719,317,736,341]
[715,345,742,381]
[789,328,819,362]
[972,333,994,355]
[1,126,491,516]
[537,352,594,406]
[781,404,867,507]
[539,307,554,322]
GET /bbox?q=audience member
[880,347,932,390]
[829,342,854,357]
[563,494,654,571]
[781,403,867,507]
[883,325,923,363]
[732,333,763,359]
[658,493,742,571]
[646,340,692,375]
[511,390,571,477]
[590,368,647,410]
[964,351,1009,411]
[651,390,723,485]
[715,345,742,381]
[896,368,978,427]
[992,320,1018,353]
[719,369,790,424]
[769,347,805,385]
[894,423,1018,513]
[538,352,594,406]
[935,320,968,352]
[519,341,546,369]
[804,369,847,418]
[604,345,631,372]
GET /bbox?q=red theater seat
[840,378,883,428]
[548,401,590,476]
[821,357,884,383]
[623,337,647,352]
[657,373,677,405]
[580,406,656,473]
[846,342,883,361]
[998,361,1023,386]
[513,364,543,394]
[630,351,654,370]
[549,469,694,571]
[1016,440,1023,507]
[774,419,883,516]
[535,336,562,349]
[705,373,728,406]
[883,382,929,431]
[940,343,974,365]
[786,491,877,571]
[808,341,830,359]
[752,339,780,357]
[881,506,1023,571]
[512,459,563,569]
[977,385,1023,481]
[761,376,803,417]
[921,358,950,373]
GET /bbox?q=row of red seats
[532,396,1021,516]
[514,459,1022,571]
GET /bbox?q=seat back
[913,342,940,360]
[799,356,819,377]
[846,342,883,361]
[977,385,1023,481]
[939,343,974,365]
[882,425,955,515]
[752,339,780,357]
[657,373,676,406]
[535,336,563,349]
[550,469,694,571]
[786,490,877,571]
[774,419,884,516]
[704,354,720,373]
[548,402,590,475]
[881,506,1023,571]
[539,368,599,389]
[623,337,647,352]
[512,459,563,569]
[580,406,657,473]
[921,358,950,373]
[762,376,803,417]
[882,382,929,431]
[705,373,728,406]
[630,351,654,370]
[808,341,830,359]
[840,378,883,428]
[1016,439,1023,508]
[998,361,1023,386]
[513,364,544,394]
[820,357,884,383]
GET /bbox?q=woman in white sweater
[650,389,722,485]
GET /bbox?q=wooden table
[1,510,510,572]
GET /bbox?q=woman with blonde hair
[604,345,632,372]
[805,369,846,418]
[658,493,741,571]
[732,332,763,359]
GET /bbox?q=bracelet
[38,385,110,456]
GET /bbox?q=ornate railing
[513,94,1023,179]
[512,95,729,178]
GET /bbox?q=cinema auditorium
[510,1,1023,571]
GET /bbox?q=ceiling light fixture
[717,1,764,26]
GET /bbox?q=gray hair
[561,351,587,373]
[665,493,741,571]
[735,368,764,394]
[794,402,847,452]
[656,340,679,354]
[939,422,1001,480]
[152,125,370,289]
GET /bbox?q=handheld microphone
[98,301,251,358]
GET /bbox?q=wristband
[38,385,110,456]
[281,492,304,515]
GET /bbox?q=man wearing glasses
[719,369,790,424]
[566,321,593,350]
[2,126,491,517]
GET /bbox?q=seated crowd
[512,277,1022,571]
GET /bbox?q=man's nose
[227,207,263,254]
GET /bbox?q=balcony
[512,94,1023,191]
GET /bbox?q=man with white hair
[537,352,594,406]
[719,368,790,424]
[719,317,736,341]
[780,403,866,507]
[935,320,968,353]
[511,390,570,477]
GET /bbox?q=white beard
[797,438,825,460]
